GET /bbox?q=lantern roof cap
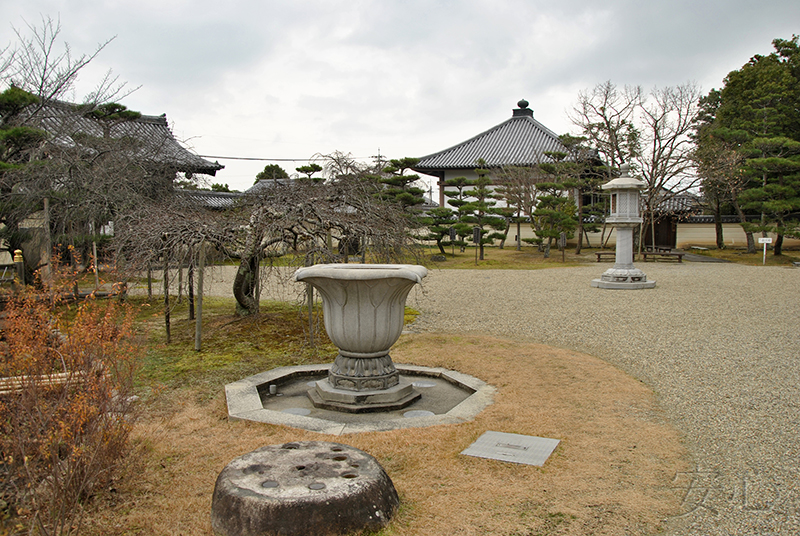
[601,163,646,190]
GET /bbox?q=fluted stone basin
[294,264,427,412]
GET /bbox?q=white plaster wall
[506,224,800,250]
[676,223,800,249]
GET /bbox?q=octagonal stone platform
[211,442,398,536]
[225,364,495,434]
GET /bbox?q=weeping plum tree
[226,158,417,316]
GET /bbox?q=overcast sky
[2,0,798,192]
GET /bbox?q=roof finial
[513,99,533,117]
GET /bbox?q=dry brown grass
[425,245,593,269]
[82,333,689,536]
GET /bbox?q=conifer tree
[379,157,426,210]
[458,159,506,260]
[443,175,473,251]
[708,35,800,254]
[423,206,457,255]
[534,152,579,258]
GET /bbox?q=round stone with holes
[211,441,399,536]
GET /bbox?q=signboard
[759,237,773,265]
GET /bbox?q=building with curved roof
[414,99,567,206]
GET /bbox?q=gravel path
[189,261,799,534]
[406,263,800,535]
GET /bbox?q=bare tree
[569,81,642,177]
[7,15,134,105]
[571,81,702,250]
[119,156,418,319]
[636,83,703,249]
[494,165,548,250]
[1,16,144,271]
[693,132,754,251]
[0,42,15,80]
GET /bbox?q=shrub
[0,292,140,535]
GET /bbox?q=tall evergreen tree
[443,175,473,251]
[711,35,800,255]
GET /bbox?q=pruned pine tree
[535,151,580,258]
[533,184,577,259]
[423,206,457,255]
[380,157,426,210]
[443,176,473,251]
[296,163,324,182]
[255,164,290,184]
[459,160,506,261]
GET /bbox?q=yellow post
[13,249,25,285]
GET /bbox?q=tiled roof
[23,100,224,176]
[177,189,242,209]
[244,178,294,194]
[648,189,701,214]
[414,101,566,172]
[684,214,760,223]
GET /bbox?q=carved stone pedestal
[294,264,427,412]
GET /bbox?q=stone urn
[294,264,427,412]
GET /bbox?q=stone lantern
[591,164,656,289]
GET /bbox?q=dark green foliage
[0,125,48,161]
[705,35,800,254]
[422,206,457,255]
[296,163,324,181]
[255,164,290,183]
[532,152,579,258]
[454,160,507,260]
[0,86,40,117]
[379,157,426,210]
[86,102,142,123]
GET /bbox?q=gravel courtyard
[404,262,800,535]
[199,261,799,534]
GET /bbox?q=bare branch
[9,14,122,104]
